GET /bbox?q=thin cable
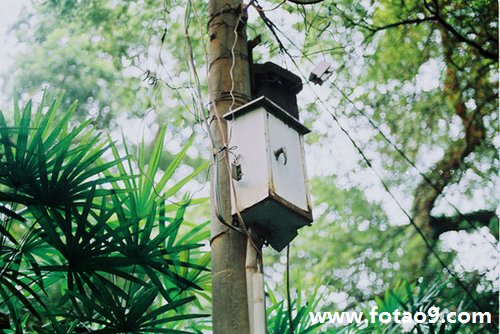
[228,10,239,114]
[183,2,237,234]
[123,5,208,207]
[296,53,496,250]
[184,1,244,234]
[206,4,264,257]
[183,5,251,237]
[208,7,249,235]
[183,3,253,239]
[251,0,286,12]
[225,5,242,144]
[326,108,495,325]
[286,245,295,334]
[257,26,493,319]
[226,10,265,258]
[214,148,246,234]
[101,2,226,239]
[306,65,478,296]
[257,8,496,250]
[185,1,211,130]
[295,12,495,247]
[329,81,498,248]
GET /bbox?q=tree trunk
[411,28,486,237]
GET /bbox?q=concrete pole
[207,0,252,333]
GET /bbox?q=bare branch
[369,16,437,32]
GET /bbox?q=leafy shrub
[0,96,209,333]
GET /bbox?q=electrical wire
[251,4,497,252]
[118,1,211,207]
[184,0,227,220]
[292,60,492,320]
[249,13,496,320]
[184,0,232,220]
[251,0,287,12]
[225,7,265,258]
[328,81,498,249]
[184,1,241,234]
[228,9,240,115]
[287,6,496,248]
[185,1,212,129]
[186,2,264,259]
[326,108,488,310]
[103,5,213,214]
[207,54,245,233]
[213,147,246,234]
[286,245,295,334]
[201,3,265,258]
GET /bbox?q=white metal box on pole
[224,96,313,251]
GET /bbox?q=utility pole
[207,0,252,332]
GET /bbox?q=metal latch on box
[232,162,242,181]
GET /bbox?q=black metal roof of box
[251,62,303,119]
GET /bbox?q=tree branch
[433,15,498,61]
[411,29,486,234]
[429,210,498,240]
[423,0,498,61]
[368,16,437,33]
[331,4,435,34]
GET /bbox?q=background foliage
[0,0,498,332]
[0,97,210,333]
